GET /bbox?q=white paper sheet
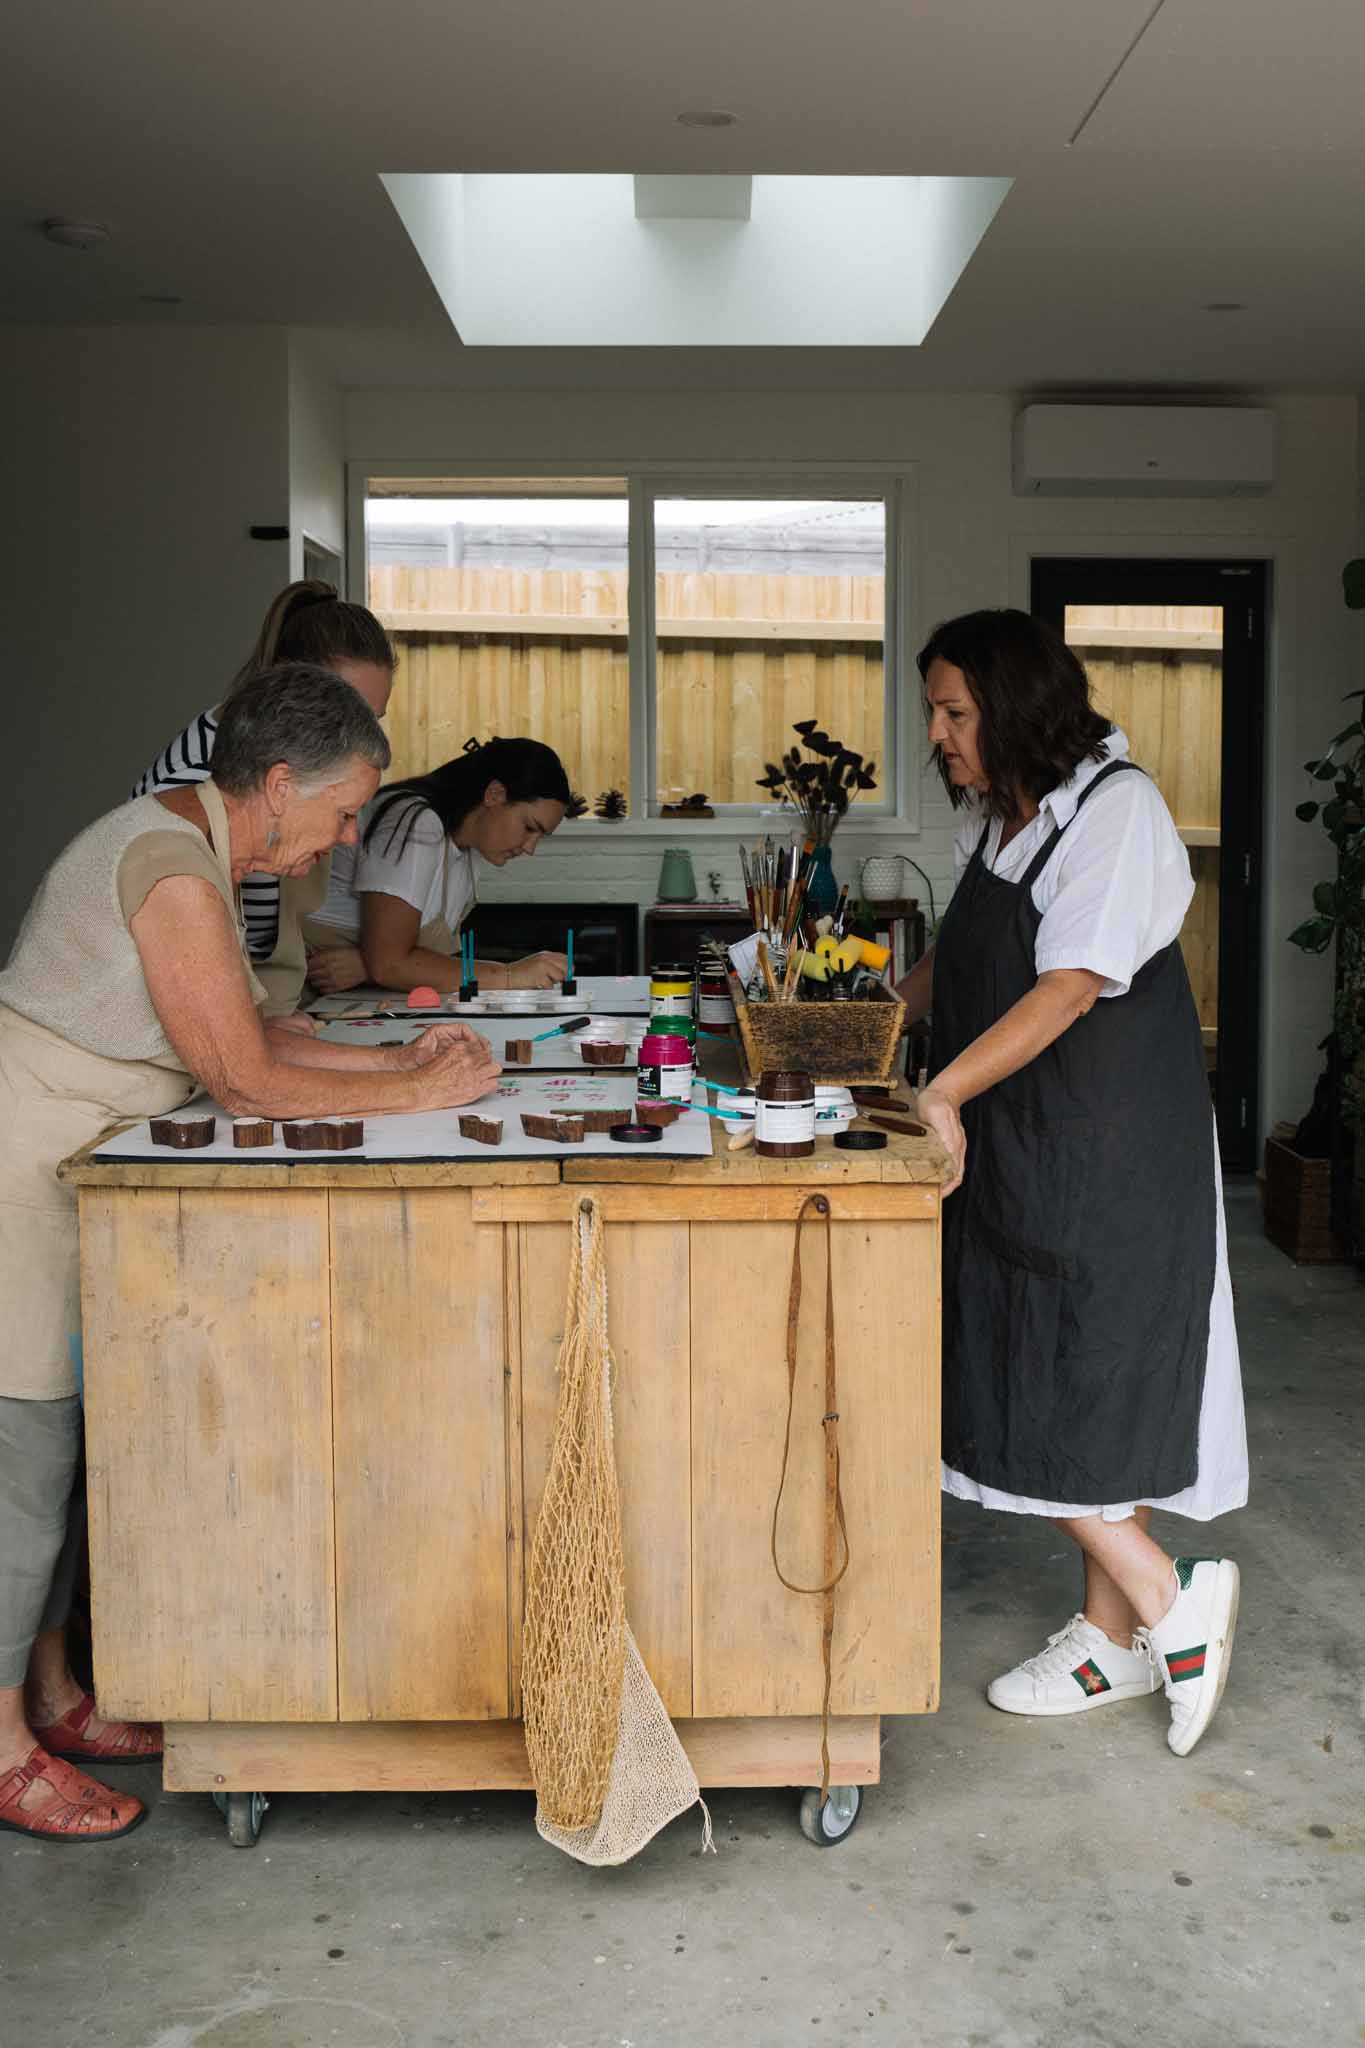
[92,1074,716,1162]
[314,1015,644,1071]
[305,975,654,1018]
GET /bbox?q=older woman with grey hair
[0,663,500,1844]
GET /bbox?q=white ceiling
[6,0,1365,392]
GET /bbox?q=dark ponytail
[223,580,395,704]
[365,737,573,858]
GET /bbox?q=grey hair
[211,661,391,798]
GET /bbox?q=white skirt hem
[940,1118,1249,1526]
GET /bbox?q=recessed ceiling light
[41,217,111,250]
[1204,301,1246,313]
[676,109,737,129]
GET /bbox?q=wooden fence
[1067,604,1224,1037]
[369,565,885,807]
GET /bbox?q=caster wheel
[225,1791,269,1847]
[799,1784,862,1847]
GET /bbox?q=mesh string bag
[522,1196,712,1865]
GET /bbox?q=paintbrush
[756,938,780,1001]
[529,1017,591,1043]
[867,1112,928,1138]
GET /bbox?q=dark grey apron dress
[931,762,1216,1505]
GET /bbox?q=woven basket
[729,972,905,1086]
[1262,1131,1346,1264]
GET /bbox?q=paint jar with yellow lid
[649,963,694,1019]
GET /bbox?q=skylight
[379,173,1012,347]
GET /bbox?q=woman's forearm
[894,945,934,1028]
[263,1026,402,1073]
[360,941,461,993]
[930,969,1105,1109]
[135,876,501,1120]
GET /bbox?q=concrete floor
[3,1186,1362,2048]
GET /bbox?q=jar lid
[639,1034,694,1058]
[757,1068,813,1095]
[609,1122,664,1144]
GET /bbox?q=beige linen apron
[258,856,330,1016]
[0,787,262,1400]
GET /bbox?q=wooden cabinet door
[330,1189,510,1719]
[690,1214,940,1717]
[513,1219,694,1717]
[80,1188,338,1723]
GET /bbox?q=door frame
[1030,555,1268,1173]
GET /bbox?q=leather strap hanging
[770,1191,850,1804]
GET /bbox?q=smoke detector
[42,218,111,250]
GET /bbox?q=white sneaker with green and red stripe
[1143,1555,1240,1756]
[986,1614,1160,1716]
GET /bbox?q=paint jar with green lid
[649,1012,697,1044]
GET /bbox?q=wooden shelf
[1177,825,1221,848]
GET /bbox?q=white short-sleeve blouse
[311,797,475,944]
[951,730,1194,997]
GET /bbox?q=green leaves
[1343,558,1365,609]
[1289,916,1336,954]
[755,720,879,821]
[1296,800,1321,822]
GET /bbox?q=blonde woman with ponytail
[132,581,395,1014]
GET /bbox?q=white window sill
[563,815,922,840]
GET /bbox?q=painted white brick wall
[474,809,959,952]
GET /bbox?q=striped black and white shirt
[131,707,280,957]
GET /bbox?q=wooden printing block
[577,1108,633,1134]
[519,1111,586,1144]
[281,1118,364,1151]
[148,1114,215,1149]
[579,1038,627,1066]
[458,1113,504,1146]
[231,1118,275,1149]
[579,1040,627,1065]
[634,1100,684,1127]
[504,1039,535,1064]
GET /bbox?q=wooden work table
[61,1093,949,1848]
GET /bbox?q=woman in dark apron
[898,611,1246,1757]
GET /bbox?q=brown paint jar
[755,1068,816,1158]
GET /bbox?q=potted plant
[755,721,878,917]
[1280,567,1365,1257]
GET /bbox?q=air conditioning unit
[1013,404,1276,497]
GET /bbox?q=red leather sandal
[31,1692,163,1764]
[0,1746,146,1842]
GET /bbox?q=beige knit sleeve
[116,830,234,925]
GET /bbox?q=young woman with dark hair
[304,738,573,994]
[897,608,1245,1758]
[132,581,396,1009]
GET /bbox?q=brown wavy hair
[917,608,1112,823]
[222,580,394,705]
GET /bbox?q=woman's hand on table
[391,1026,502,1105]
[306,944,368,994]
[915,1083,966,1197]
[394,1021,492,1067]
[504,951,569,989]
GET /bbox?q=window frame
[348,459,919,835]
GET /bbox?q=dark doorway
[1031,557,1268,1173]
